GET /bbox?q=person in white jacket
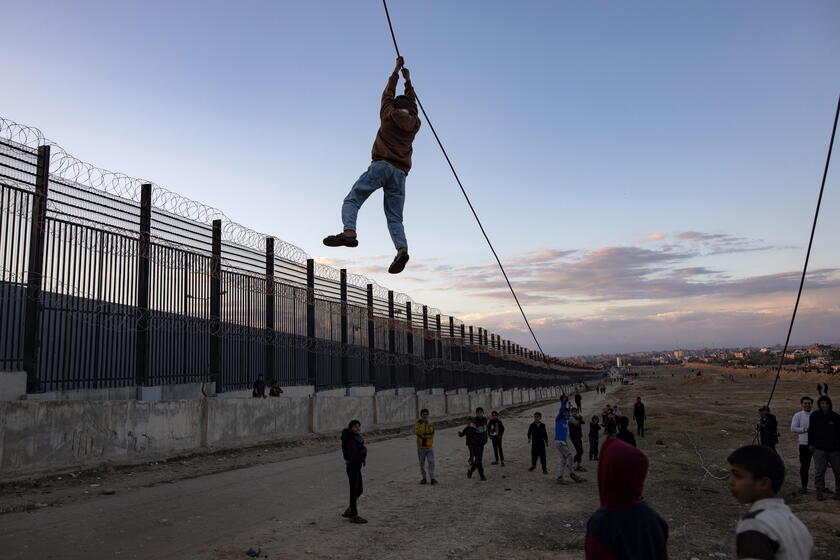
[790,396,814,494]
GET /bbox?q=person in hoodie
[585,437,668,560]
[469,408,489,480]
[322,56,421,275]
[757,405,779,452]
[807,395,840,501]
[789,396,813,494]
[488,411,506,466]
[569,407,587,472]
[728,445,813,558]
[589,416,602,461]
[555,396,584,484]
[340,420,368,524]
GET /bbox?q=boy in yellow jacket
[416,409,437,485]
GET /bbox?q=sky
[2,0,839,356]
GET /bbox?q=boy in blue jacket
[556,396,584,484]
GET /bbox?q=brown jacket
[371,73,421,174]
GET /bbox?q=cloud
[648,233,665,241]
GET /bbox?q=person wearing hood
[585,438,669,559]
[757,406,779,452]
[341,420,368,523]
[807,395,840,501]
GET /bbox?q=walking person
[415,409,437,485]
[323,56,421,275]
[790,396,814,494]
[527,412,549,473]
[633,397,646,438]
[817,384,823,396]
[569,407,587,472]
[488,411,506,466]
[467,408,488,481]
[757,406,779,453]
[574,390,583,413]
[555,397,584,484]
[808,395,840,501]
[340,420,368,523]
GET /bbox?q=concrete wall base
[0,372,27,401]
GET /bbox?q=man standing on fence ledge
[323,56,421,275]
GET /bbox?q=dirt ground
[3,368,839,559]
[205,367,840,560]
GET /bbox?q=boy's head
[817,395,832,412]
[758,405,770,416]
[727,445,785,503]
[617,416,630,430]
[256,374,263,381]
[420,408,429,420]
[270,380,278,386]
[636,397,642,403]
[348,420,361,434]
[491,411,499,419]
[533,412,542,422]
[591,415,600,423]
[475,407,484,417]
[800,396,813,411]
[394,95,413,111]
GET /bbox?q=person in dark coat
[585,438,669,559]
[527,412,549,474]
[252,375,266,398]
[808,395,840,501]
[757,405,779,452]
[488,411,506,466]
[340,420,368,523]
[616,416,637,447]
[633,397,646,437]
[574,391,583,413]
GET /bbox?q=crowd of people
[336,380,822,558]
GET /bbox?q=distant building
[616,356,624,367]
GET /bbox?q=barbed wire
[0,112,566,366]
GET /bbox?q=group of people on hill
[339,383,817,559]
[760,385,840,502]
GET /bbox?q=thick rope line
[764,93,839,412]
[381,0,546,355]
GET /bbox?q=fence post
[209,219,222,391]
[460,324,465,363]
[306,259,316,388]
[435,314,442,361]
[388,290,396,388]
[367,284,375,388]
[265,237,275,385]
[22,145,50,392]
[135,183,152,389]
[469,325,474,346]
[405,301,414,387]
[340,269,349,387]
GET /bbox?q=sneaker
[479,475,488,481]
[528,466,536,472]
[556,476,569,485]
[388,251,410,274]
[501,461,505,467]
[542,470,548,475]
[467,469,473,479]
[420,478,427,485]
[817,491,825,501]
[350,515,368,524]
[491,461,499,465]
[431,479,438,485]
[570,473,585,483]
[575,465,587,473]
[341,508,353,518]
[323,233,359,248]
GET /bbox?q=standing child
[458,418,476,467]
[527,412,549,474]
[488,411,506,466]
[589,416,602,461]
[569,407,587,472]
[340,420,368,524]
[468,408,489,481]
[616,416,637,447]
[727,445,813,558]
[556,398,584,484]
[415,408,437,485]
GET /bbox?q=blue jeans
[341,160,407,250]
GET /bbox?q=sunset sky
[3,0,839,355]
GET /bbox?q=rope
[381,0,546,355]
[763,93,839,412]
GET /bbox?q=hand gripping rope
[381,0,547,356]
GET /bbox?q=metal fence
[0,117,598,393]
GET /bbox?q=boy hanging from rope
[323,56,421,274]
